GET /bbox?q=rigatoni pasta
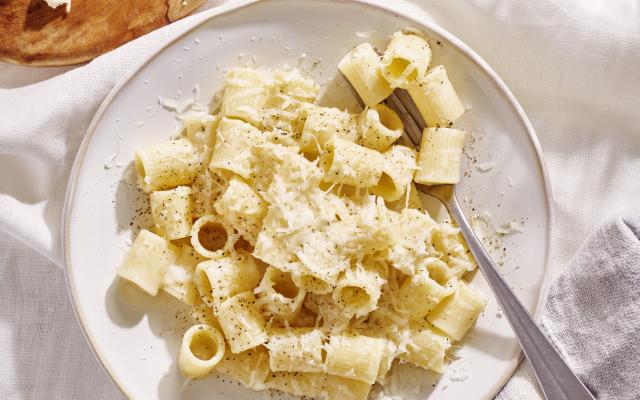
[219,67,275,126]
[325,333,385,384]
[407,65,466,127]
[119,29,486,399]
[320,138,385,187]
[216,291,268,354]
[357,104,404,152]
[427,281,487,341]
[117,229,178,296]
[209,117,264,178]
[178,324,226,378]
[266,328,324,373]
[135,139,198,192]
[338,42,393,106]
[370,145,417,202]
[149,185,192,240]
[299,105,358,159]
[381,31,432,89]
[414,127,466,185]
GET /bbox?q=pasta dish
[117,29,486,399]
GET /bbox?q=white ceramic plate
[63,1,553,399]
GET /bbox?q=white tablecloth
[1,0,639,398]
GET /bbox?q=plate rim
[62,0,555,398]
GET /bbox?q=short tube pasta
[427,281,487,341]
[255,266,306,318]
[135,138,199,192]
[370,145,417,202]
[209,117,264,179]
[381,31,432,89]
[190,214,236,259]
[357,104,404,152]
[324,375,372,400]
[332,266,384,318]
[150,185,193,240]
[266,328,324,373]
[325,333,385,384]
[414,127,466,185]
[194,251,261,308]
[182,113,220,150]
[215,346,271,390]
[407,65,465,127]
[214,176,267,245]
[216,291,269,353]
[299,105,358,159]
[395,268,455,317]
[178,324,226,378]
[338,42,393,106]
[117,229,178,296]
[219,67,275,126]
[162,244,203,306]
[399,322,451,373]
[320,138,385,188]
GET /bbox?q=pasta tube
[190,167,228,218]
[149,185,192,240]
[178,324,226,378]
[299,105,358,159]
[209,117,264,179]
[376,339,397,383]
[332,265,384,318]
[320,138,385,188]
[266,328,324,373]
[182,113,220,149]
[357,104,404,152]
[427,281,487,341]
[324,333,385,384]
[414,127,466,185]
[214,176,267,245]
[219,67,275,126]
[134,139,198,192]
[338,42,393,106]
[266,372,326,398]
[162,244,203,306]
[325,375,372,400]
[275,68,320,103]
[255,267,306,318]
[381,31,432,89]
[399,322,451,372]
[194,250,261,308]
[395,267,455,317]
[117,229,178,296]
[407,65,465,127]
[190,214,236,259]
[371,145,417,202]
[216,291,268,353]
[215,346,270,390]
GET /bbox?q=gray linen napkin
[498,214,640,400]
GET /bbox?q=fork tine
[339,71,424,148]
[384,91,423,148]
[393,88,427,131]
[339,72,366,109]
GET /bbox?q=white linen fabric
[1,0,639,398]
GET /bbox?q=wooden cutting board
[0,0,207,66]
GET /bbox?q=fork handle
[445,194,596,400]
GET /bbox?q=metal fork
[343,78,596,400]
